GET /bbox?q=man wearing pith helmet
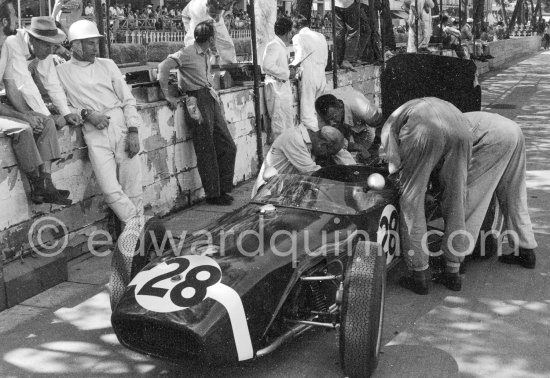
[56,19,144,226]
[56,19,162,308]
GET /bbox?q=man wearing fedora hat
[0,16,81,126]
[0,6,72,205]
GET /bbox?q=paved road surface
[1,53,549,378]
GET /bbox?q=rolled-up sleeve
[351,92,384,127]
[36,56,71,116]
[109,60,143,129]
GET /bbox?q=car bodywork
[111,165,399,364]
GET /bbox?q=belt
[266,75,287,83]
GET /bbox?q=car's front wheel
[109,216,166,310]
[339,240,386,378]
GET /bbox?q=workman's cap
[467,18,474,23]
[26,17,66,44]
[68,20,104,42]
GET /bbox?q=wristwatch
[81,108,90,120]
[128,126,139,133]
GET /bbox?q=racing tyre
[339,241,386,378]
[109,216,166,310]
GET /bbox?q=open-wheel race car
[111,165,399,378]
[110,53,503,378]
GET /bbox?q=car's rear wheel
[339,241,386,378]
[109,217,166,310]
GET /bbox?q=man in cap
[315,88,384,163]
[251,124,347,198]
[0,13,76,205]
[290,14,328,132]
[55,20,144,225]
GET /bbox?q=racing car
[111,165,398,378]
[111,53,501,378]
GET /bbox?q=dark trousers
[186,88,236,198]
[1,116,59,173]
[335,2,361,65]
[358,3,382,62]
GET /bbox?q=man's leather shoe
[221,192,234,201]
[205,195,233,206]
[434,272,462,291]
[499,248,536,269]
[399,269,431,295]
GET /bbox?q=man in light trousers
[262,16,294,142]
[464,111,537,268]
[56,20,143,225]
[382,97,472,294]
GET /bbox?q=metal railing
[123,30,186,44]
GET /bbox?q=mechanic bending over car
[315,88,384,163]
[382,97,472,294]
[251,124,355,197]
[464,111,537,269]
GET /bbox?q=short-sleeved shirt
[168,43,213,92]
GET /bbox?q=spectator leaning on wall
[158,21,237,206]
[56,20,144,225]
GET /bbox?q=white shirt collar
[273,36,287,49]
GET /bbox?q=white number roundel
[376,205,399,265]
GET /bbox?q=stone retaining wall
[0,65,379,310]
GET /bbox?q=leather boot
[399,269,431,295]
[28,174,72,206]
[27,173,46,204]
[42,172,70,198]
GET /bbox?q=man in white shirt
[84,2,94,17]
[251,125,346,197]
[0,17,80,126]
[56,20,143,225]
[181,0,236,64]
[0,5,71,205]
[290,15,328,132]
[262,16,294,142]
[334,0,360,69]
